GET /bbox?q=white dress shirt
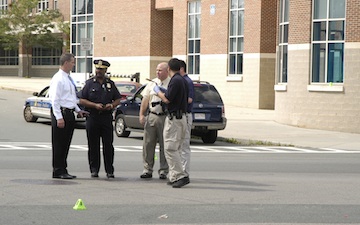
[48,69,81,120]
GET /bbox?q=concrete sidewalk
[1,76,360,151]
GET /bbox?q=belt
[150,111,166,116]
[60,107,75,113]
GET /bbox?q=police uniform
[141,77,170,178]
[78,60,121,178]
[163,73,188,183]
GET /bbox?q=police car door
[31,86,52,119]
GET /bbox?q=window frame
[310,0,346,84]
[228,0,244,76]
[0,47,18,66]
[32,46,61,66]
[0,0,8,12]
[187,1,201,76]
[70,0,94,73]
[277,0,289,84]
[37,0,49,13]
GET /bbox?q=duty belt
[150,111,166,116]
[166,110,185,120]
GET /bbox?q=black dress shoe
[91,172,99,178]
[140,173,152,179]
[106,173,115,178]
[172,176,190,188]
[159,174,167,180]
[53,173,75,179]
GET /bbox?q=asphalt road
[1,89,360,225]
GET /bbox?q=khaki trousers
[181,113,192,176]
[163,115,187,182]
[142,113,168,175]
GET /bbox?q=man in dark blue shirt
[78,59,121,179]
[179,60,194,179]
[154,58,189,188]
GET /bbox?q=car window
[39,86,49,97]
[134,86,145,102]
[116,84,137,93]
[193,85,223,104]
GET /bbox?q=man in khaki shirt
[139,62,170,179]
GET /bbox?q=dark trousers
[86,114,114,174]
[51,108,75,175]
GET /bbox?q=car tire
[201,130,217,144]
[115,114,131,137]
[23,105,38,122]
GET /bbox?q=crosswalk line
[0,142,358,153]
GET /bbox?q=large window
[278,0,289,83]
[71,0,93,73]
[0,0,8,12]
[229,0,244,75]
[187,1,201,75]
[37,0,49,13]
[32,46,61,65]
[0,47,18,65]
[311,0,345,83]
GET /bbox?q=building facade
[274,0,360,133]
[0,0,359,133]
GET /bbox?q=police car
[23,85,85,123]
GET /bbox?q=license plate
[194,113,205,120]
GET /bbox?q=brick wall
[260,0,277,53]
[172,0,188,56]
[94,0,152,57]
[201,0,229,54]
[57,0,70,20]
[244,1,261,53]
[150,1,173,56]
[346,0,360,42]
[155,0,174,9]
[288,0,311,44]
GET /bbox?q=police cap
[94,59,110,69]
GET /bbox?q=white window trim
[274,84,287,91]
[307,84,344,92]
[226,75,243,82]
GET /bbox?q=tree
[0,0,69,77]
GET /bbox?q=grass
[217,137,294,146]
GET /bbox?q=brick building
[0,0,359,133]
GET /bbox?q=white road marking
[0,142,358,153]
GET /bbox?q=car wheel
[23,105,38,122]
[115,114,130,137]
[201,130,217,144]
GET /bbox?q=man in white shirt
[48,53,88,179]
[139,62,170,179]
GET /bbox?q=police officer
[139,62,170,179]
[154,58,189,188]
[78,59,121,179]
